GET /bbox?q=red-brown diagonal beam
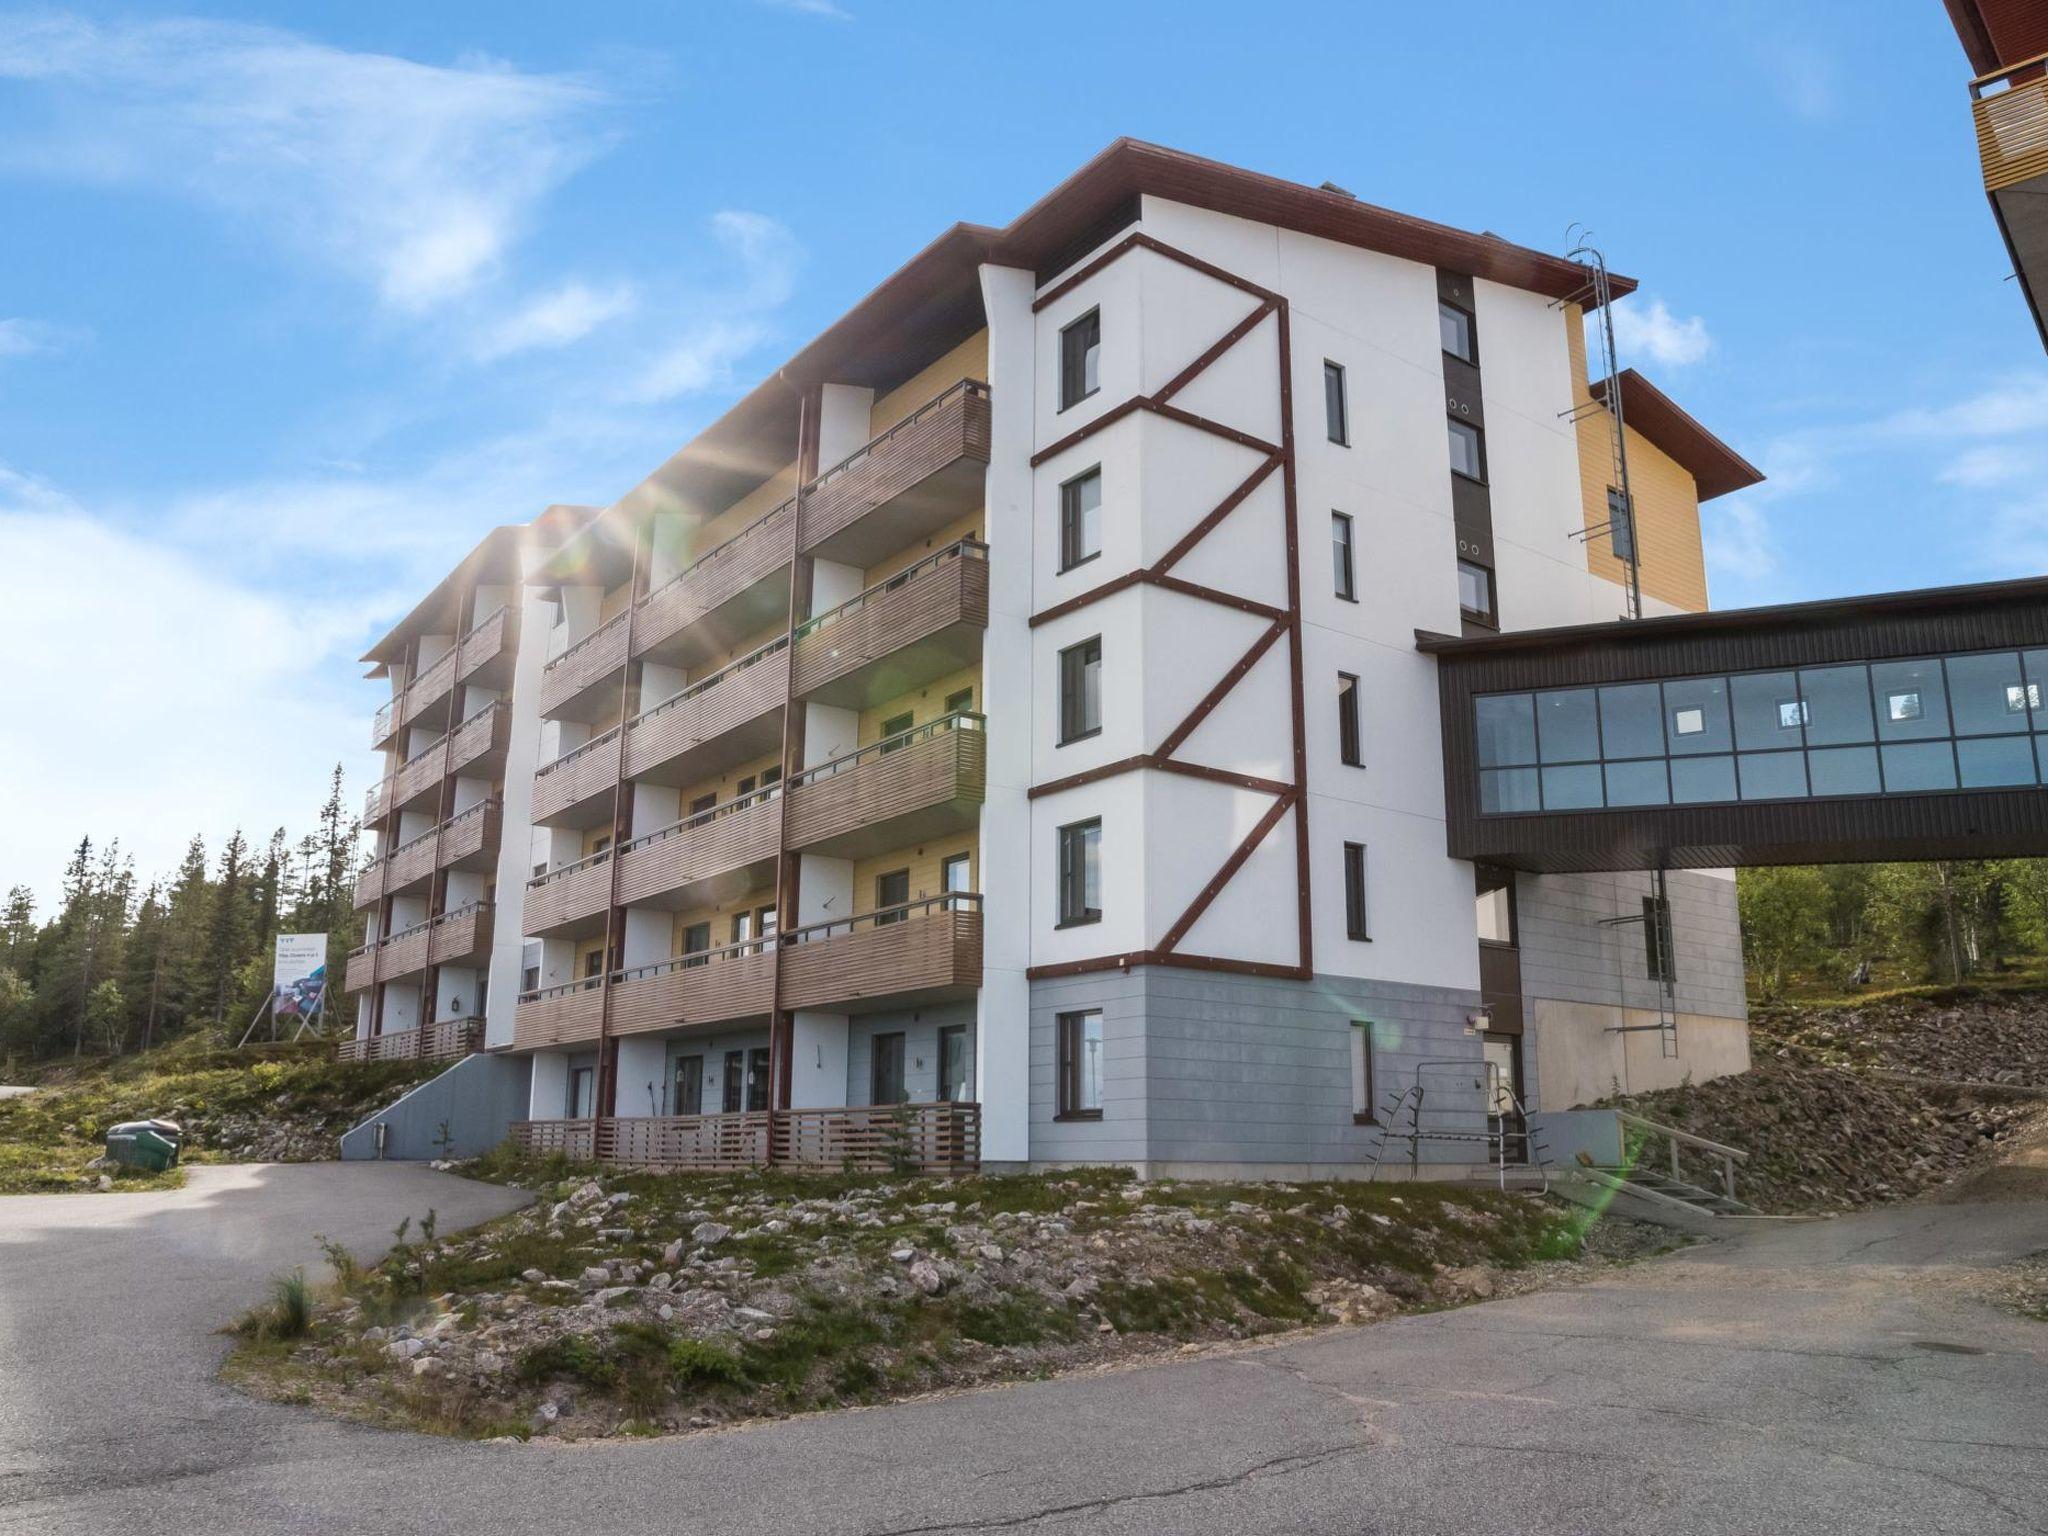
[1153,300,1277,406]
[1155,789,1297,957]
[1154,617,1288,760]
[1152,454,1282,577]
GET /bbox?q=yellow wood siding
[672,750,783,815]
[861,511,984,589]
[599,579,632,624]
[866,330,990,439]
[1566,305,1710,613]
[688,620,788,685]
[852,837,978,917]
[858,665,982,746]
[693,463,798,558]
[670,887,777,952]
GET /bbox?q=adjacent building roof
[1588,369,1764,502]
[1945,0,2048,75]
[361,505,598,668]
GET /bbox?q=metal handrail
[543,607,628,677]
[461,603,509,645]
[527,845,613,889]
[638,498,794,606]
[380,917,433,944]
[617,933,777,982]
[630,634,788,726]
[805,378,988,494]
[1970,47,2048,97]
[1612,1109,1749,1162]
[361,797,498,876]
[520,974,606,1003]
[442,796,500,829]
[432,899,492,927]
[789,710,983,787]
[621,782,781,852]
[535,722,622,779]
[793,538,988,640]
[782,890,981,945]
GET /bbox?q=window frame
[869,1030,907,1107]
[1323,359,1349,445]
[1457,559,1496,626]
[1439,300,1477,366]
[1331,511,1358,602]
[944,686,975,716]
[1344,841,1370,941]
[1056,1008,1105,1120]
[1337,671,1363,767]
[941,851,972,898]
[1447,416,1487,484]
[1058,635,1103,745]
[1058,308,1102,411]
[1057,818,1102,928]
[938,1023,972,1103]
[1059,464,1104,572]
[1351,1021,1377,1125]
[874,867,911,924]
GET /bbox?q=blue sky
[2,0,2042,903]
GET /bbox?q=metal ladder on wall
[1555,234,1642,622]
[1367,1060,1554,1191]
[1599,871,1681,1059]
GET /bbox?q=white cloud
[1758,40,1837,120]
[621,211,800,403]
[0,317,83,358]
[473,280,637,362]
[755,0,853,18]
[0,14,608,311]
[1938,444,2039,488]
[1609,297,1712,370]
[1703,499,1777,583]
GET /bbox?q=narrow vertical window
[1331,511,1357,601]
[938,1023,973,1102]
[1059,636,1103,744]
[1337,672,1362,766]
[1323,360,1348,445]
[1057,1009,1104,1118]
[722,1050,744,1113]
[1344,842,1369,941]
[1607,486,1636,564]
[1643,896,1675,983]
[870,1031,906,1106]
[1059,309,1101,410]
[875,868,910,924]
[1439,301,1476,364]
[1457,560,1494,624]
[1351,1022,1377,1123]
[941,852,972,904]
[1447,418,1486,482]
[1058,819,1102,926]
[1060,466,1103,570]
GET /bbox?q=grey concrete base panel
[1516,868,1749,1022]
[338,1051,532,1161]
[1028,967,1489,1170]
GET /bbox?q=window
[1447,418,1486,482]
[1057,819,1101,927]
[672,1056,703,1116]
[1059,637,1102,744]
[567,1065,595,1119]
[945,686,975,716]
[1777,699,1809,731]
[938,1024,973,1103]
[870,1031,906,1106]
[746,1046,770,1113]
[1337,672,1363,766]
[1323,361,1348,445]
[1331,512,1357,601]
[1643,896,1675,984]
[1476,867,1516,945]
[1057,1009,1104,1118]
[755,903,777,941]
[688,793,716,818]
[941,852,972,902]
[875,869,910,924]
[722,1050,744,1113]
[1060,467,1103,571]
[521,964,540,994]
[1344,842,1369,940]
[582,948,606,981]
[1457,560,1494,623]
[1350,1022,1377,1124]
[879,711,914,752]
[680,921,711,967]
[1439,301,1476,364]
[730,910,755,945]
[1607,486,1635,564]
[760,763,783,789]
[1059,309,1101,409]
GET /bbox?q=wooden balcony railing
[622,636,788,782]
[801,379,992,560]
[447,700,511,779]
[344,942,377,994]
[792,538,989,704]
[1973,53,2048,192]
[522,847,613,938]
[382,824,440,894]
[364,779,388,823]
[428,901,494,967]
[371,697,398,750]
[437,796,502,870]
[780,893,982,1012]
[513,975,607,1049]
[608,937,777,1036]
[539,609,630,720]
[456,604,515,687]
[786,712,985,856]
[614,783,780,907]
[387,737,448,814]
[375,918,433,982]
[405,644,460,725]
[336,1016,483,1064]
[353,798,499,911]
[352,857,386,911]
[530,725,624,826]
[512,1102,979,1174]
[635,498,795,660]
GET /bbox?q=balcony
[403,645,460,735]
[344,942,377,994]
[380,824,440,898]
[429,901,494,968]
[364,780,388,824]
[523,849,613,940]
[437,797,502,872]
[508,1117,598,1159]
[622,636,788,786]
[352,856,385,911]
[792,539,989,707]
[801,380,991,566]
[386,738,448,818]
[513,976,606,1050]
[457,604,517,690]
[354,800,499,911]
[1972,54,2048,348]
[520,1103,980,1173]
[786,713,985,859]
[336,1016,483,1064]
[609,937,777,1037]
[615,785,780,910]
[540,610,630,723]
[448,700,512,780]
[371,698,398,751]
[374,919,432,984]
[780,893,983,1014]
[530,726,624,828]
[635,498,796,667]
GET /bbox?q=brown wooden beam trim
[1028,568,1283,629]
[1154,617,1288,760]
[1032,232,1145,313]
[1274,299,1315,978]
[1028,754,1155,801]
[1152,454,1282,577]
[1028,570,1145,629]
[1032,230,1283,316]
[1152,300,1277,405]
[1155,790,1297,956]
[1029,752,1294,801]
[1030,396,1144,467]
[1029,395,1280,470]
[1025,949,1310,983]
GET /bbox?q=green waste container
[105,1119,182,1173]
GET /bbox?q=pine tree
[202,830,254,1027]
[0,887,35,974]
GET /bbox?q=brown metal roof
[1946,0,2048,75]
[361,505,598,665]
[1588,368,1764,502]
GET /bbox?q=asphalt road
[3,1167,2046,1535]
